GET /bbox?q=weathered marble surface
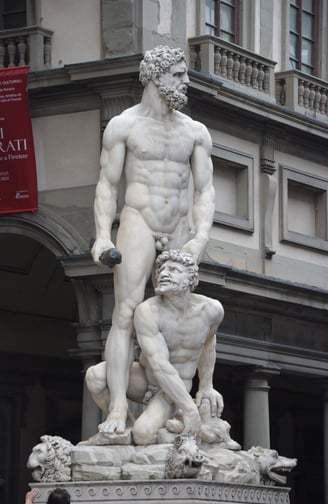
[27,435,296,487]
[90,45,216,436]
[27,480,292,504]
[85,251,234,447]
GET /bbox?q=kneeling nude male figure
[86,250,224,445]
[90,45,215,435]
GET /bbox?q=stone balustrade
[275,70,328,121]
[0,26,53,70]
[189,35,276,98]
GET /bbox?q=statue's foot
[98,411,126,435]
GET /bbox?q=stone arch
[0,209,86,501]
[0,206,89,257]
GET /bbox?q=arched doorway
[0,230,83,504]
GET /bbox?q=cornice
[59,253,328,312]
[199,260,328,311]
[27,57,328,142]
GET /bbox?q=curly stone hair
[39,435,73,482]
[155,249,199,291]
[139,45,186,87]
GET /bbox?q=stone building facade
[0,1,327,503]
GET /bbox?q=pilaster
[260,133,277,259]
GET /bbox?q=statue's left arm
[182,122,215,263]
[195,299,224,417]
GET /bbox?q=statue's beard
[158,85,188,110]
[155,279,189,296]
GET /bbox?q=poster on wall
[0,65,38,214]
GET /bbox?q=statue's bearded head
[139,46,189,110]
[155,250,199,295]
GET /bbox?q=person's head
[155,250,199,295]
[47,488,70,504]
[139,46,189,110]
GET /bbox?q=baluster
[220,49,227,78]
[314,86,321,112]
[232,54,240,82]
[17,37,26,66]
[298,80,304,106]
[44,37,52,67]
[279,79,286,105]
[308,84,315,110]
[0,40,5,67]
[214,47,221,75]
[303,82,310,108]
[251,62,258,89]
[7,39,16,67]
[257,64,264,91]
[189,46,198,71]
[245,59,252,86]
[239,56,246,84]
[227,51,234,80]
[319,88,327,114]
[263,67,270,93]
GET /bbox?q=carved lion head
[27,435,73,482]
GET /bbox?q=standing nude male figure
[91,46,215,435]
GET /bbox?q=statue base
[29,480,291,503]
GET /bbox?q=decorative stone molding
[189,35,276,99]
[260,135,277,258]
[0,26,53,70]
[30,480,291,503]
[275,70,328,122]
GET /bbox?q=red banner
[0,65,38,214]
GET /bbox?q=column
[71,322,103,441]
[243,365,280,450]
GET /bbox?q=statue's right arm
[134,301,201,435]
[92,116,127,264]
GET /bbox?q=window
[280,165,328,251]
[205,0,239,44]
[0,0,26,30]
[289,0,318,75]
[213,145,254,232]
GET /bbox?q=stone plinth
[29,480,291,504]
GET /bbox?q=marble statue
[27,436,297,485]
[26,46,298,496]
[90,45,215,436]
[202,445,298,486]
[86,250,233,447]
[164,435,204,479]
[26,435,73,483]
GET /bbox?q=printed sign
[0,65,38,214]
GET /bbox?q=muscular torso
[123,109,196,233]
[139,295,220,392]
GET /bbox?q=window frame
[212,144,254,233]
[205,0,240,44]
[0,0,27,30]
[280,165,328,252]
[288,0,319,76]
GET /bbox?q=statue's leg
[100,210,156,434]
[85,362,109,413]
[133,391,173,445]
[85,361,148,415]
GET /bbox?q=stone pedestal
[29,480,291,504]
